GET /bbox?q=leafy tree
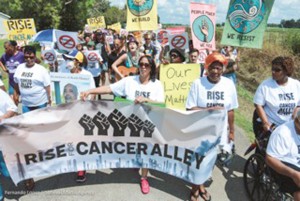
[0,0,61,30]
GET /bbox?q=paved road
[1,125,252,201]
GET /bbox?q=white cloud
[109,0,300,24]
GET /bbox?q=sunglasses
[271,67,283,72]
[170,54,179,58]
[139,62,150,68]
[145,38,151,40]
[24,56,35,60]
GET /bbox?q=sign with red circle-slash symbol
[199,51,207,63]
[88,52,99,62]
[44,52,55,62]
[59,35,76,49]
[171,35,186,49]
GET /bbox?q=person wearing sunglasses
[80,55,164,194]
[160,48,186,65]
[253,56,300,136]
[12,45,51,190]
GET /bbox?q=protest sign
[0,101,226,185]
[221,0,275,49]
[55,30,78,52]
[87,16,106,30]
[166,27,186,35]
[50,72,94,105]
[160,64,200,110]
[3,18,36,43]
[156,29,170,46]
[126,0,158,31]
[190,3,216,51]
[42,49,57,64]
[106,35,114,44]
[107,22,122,33]
[169,32,189,50]
[84,50,102,66]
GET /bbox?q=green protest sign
[221,0,275,49]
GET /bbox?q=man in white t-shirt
[13,46,51,114]
[266,109,300,200]
[0,89,17,200]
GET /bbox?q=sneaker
[140,178,150,194]
[76,171,86,183]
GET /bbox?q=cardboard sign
[3,18,36,42]
[55,30,78,52]
[169,32,189,50]
[160,64,200,110]
[87,16,106,30]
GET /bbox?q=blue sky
[109,0,300,25]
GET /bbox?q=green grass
[235,84,255,142]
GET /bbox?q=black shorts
[274,161,300,195]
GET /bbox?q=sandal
[25,178,35,191]
[190,189,200,201]
[199,190,211,201]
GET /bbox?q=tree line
[0,0,126,31]
[280,19,300,28]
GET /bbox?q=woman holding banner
[81,55,164,194]
[186,52,238,201]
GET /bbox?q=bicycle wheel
[243,153,270,201]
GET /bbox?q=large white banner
[0,101,226,185]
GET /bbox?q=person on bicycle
[266,109,300,200]
[253,56,300,136]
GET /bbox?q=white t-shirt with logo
[14,63,51,107]
[186,76,238,111]
[0,89,18,116]
[267,120,300,168]
[186,76,239,153]
[110,75,164,102]
[254,77,300,126]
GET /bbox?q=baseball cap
[205,52,228,69]
[62,50,84,63]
